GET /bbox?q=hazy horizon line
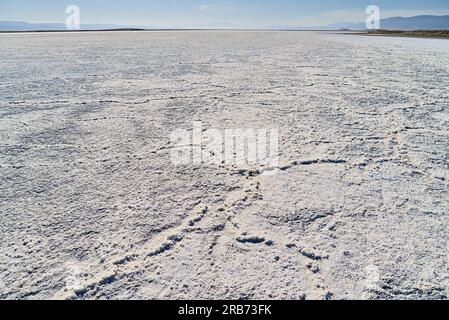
[2,13,449,30]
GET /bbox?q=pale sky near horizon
[1,0,449,28]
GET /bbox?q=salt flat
[0,31,448,300]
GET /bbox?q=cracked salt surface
[0,31,448,300]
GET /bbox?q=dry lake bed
[0,31,448,300]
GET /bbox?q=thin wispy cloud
[198,2,232,12]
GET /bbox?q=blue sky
[1,0,449,28]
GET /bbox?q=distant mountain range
[0,21,155,31]
[312,15,449,31]
[1,15,449,31]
